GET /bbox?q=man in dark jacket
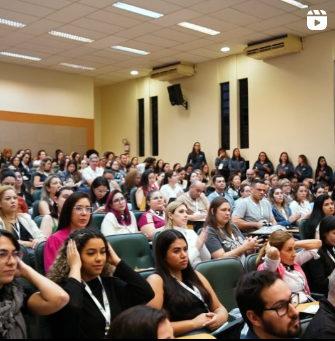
[305,271,335,339]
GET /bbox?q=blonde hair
[256,230,294,267]
[165,202,188,229]
[0,186,19,233]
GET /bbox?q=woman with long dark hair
[289,184,312,224]
[147,229,228,337]
[203,197,259,262]
[306,194,335,240]
[253,152,274,178]
[276,152,294,179]
[154,160,164,175]
[215,148,231,182]
[160,171,183,202]
[44,192,93,274]
[48,229,154,339]
[89,177,109,214]
[20,152,32,183]
[315,156,333,185]
[135,170,155,211]
[101,190,138,236]
[229,148,246,176]
[186,142,207,171]
[304,215,335,295]
[295,155,313,182]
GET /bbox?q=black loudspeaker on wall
[167,84,188,110]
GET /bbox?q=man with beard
[236,271,301,339]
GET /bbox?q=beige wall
[0,62,94,119]
[100,30,335,175]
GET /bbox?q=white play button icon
[307,10,327,30]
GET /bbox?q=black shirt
[50,261,155,340]
[12,222,33,242]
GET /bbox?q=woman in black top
[315,156,333,185]
[304,215,335,295]
[186,142,207,171]
[147,230,228,337]
[48,229,155,340]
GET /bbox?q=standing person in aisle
[186,142,207,171]
[215,149,231,182]
[229,148,246,177]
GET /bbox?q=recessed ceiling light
[178,22,220,36]
[0,18,26,28]
[0,51,41,61]
[60,63,96,71]
[49,31,94,43]
[221,47,231,52]
[279,0,308,9]
[130,70,139,75]
[112,2,164,19]
[111,45,150,56]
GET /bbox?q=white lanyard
[150,210,165,221]
[251,200,264,219]
[84,277,111,336]
[170,274,210,313]
[327,248,335,264]
[11,221,21,239]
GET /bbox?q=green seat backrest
[299,219,309,240]
[245,254,259,273]
[32,190,42,203]
[34,215,44,229]
[106,233,154,270]
[32,201,40,220]
[20,245,30,267]
[88,214,106,231]
[299,318,313,339]
[35,241,46,276]
[130,187,139,211]
[133,211,144,224]
[195,258,245,312]
[139,269,156,280]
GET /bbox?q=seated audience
[20,152,32,182]
[232,180,277,233]
[137,157,156,174]
[269,187,300,228]
[0,186,46,260]
[304,216,335,295]
[14,170,33,208]
[53,150,64,168]
[60,160,87,191]
[257,230,321,303]
[165,202,210,267]
[123,170,141,204]
[138,190,166,241]
[162,163,171,173]
[253,152,274,178]
[295,155,313,182]
[80,159,88,173]
[89,177,109,214]
[186,142,207,171]
[7,156,21,171]
[236,184,251,205]
[107,306,174,340]
[228,173,241,201]
[305,270,335,339]
[81,155,104,187]
[201,164,210,185]
[33,157,53,188]
[207,175,235,211]
[38,175,63,216]
[236,271,302,340]
[103,170,121,192]
[136,170,156,211]
[215,148,231,182]
[131,157,138,169]
[280,179,294,206]
[147,229,228,337]
[154,172,165,190]
[186,170,201,190]
[173,163,181,172]
[290,177,299,192]
[40,187,75,238]
[177,167,187,189]
[245,169,256,186]
[32,150,46,167]
[229,148,246,176]
[306,194,335,239]
[44,192,92,274]
[160,171,184,202]
[111,160,125,184]
[48,229,155,339]
[269,175,279,189]
[289,184,312,224]
[276,152,294,180]
[101,190,137,236]
[203,197,260,262]
[311,185,326,210]
[176,181,210,232]
[0,229,69,339]
[154,159,164,174]
[1,171,29,214]
[315,156,333,185]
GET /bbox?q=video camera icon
[307,10,327,31]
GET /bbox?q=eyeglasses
[263,294,300,317]
[73,206,93,214]
[113,198,126,205]
[96,190,109,195]
[0,251,23,264]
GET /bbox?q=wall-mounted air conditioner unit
[243,34,302,60]
[151,62,195,82]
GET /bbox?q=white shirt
[160,184,183,200]
[101,212,138,236]
[173,226,211,268]
[290,200,312,216]
[82,166,104,182]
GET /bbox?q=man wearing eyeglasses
[236,271,301,339]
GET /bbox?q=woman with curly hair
[48,229,155,339]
